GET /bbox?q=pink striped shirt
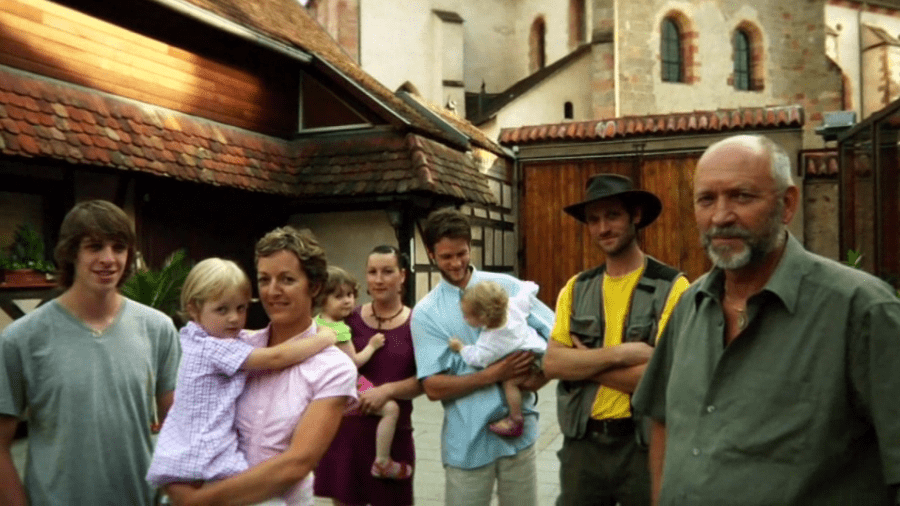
[235,323,357,505]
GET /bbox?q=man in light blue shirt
[411,208,554,506]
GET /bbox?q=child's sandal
[489,416,524,438]
[371,459,413,480]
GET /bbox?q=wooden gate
[521,154,710,307]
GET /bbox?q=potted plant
[121,249,192,326]
[0,223,56,287]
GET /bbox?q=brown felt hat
[563,174,662,228]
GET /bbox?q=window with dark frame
[564,101,574,119]
[734,29,751,90]
[661,18,683,83]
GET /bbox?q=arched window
[564,101,574,119]
[661,18,683,82]
[734,29,751,90]
[530,17,547,72]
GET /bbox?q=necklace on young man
[371,303,404,329]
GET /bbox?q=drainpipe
[858,4,865,117]
[613,0,620,117]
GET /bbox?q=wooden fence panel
[522,154,708,308]
[640,154,710,281]
[522,159,629,306]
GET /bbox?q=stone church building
[309,0,900,299]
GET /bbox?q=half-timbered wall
[413,153,517,301]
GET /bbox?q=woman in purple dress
[314,245,422,506]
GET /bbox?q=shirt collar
[695,232,804,315]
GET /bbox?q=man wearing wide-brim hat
[543,173,690,506]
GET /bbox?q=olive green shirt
[633,234,900,505]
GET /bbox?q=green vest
[556,256,681,440]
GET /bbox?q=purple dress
[313,306,417,506]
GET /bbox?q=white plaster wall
[359,2,438,101]
[640,2,777,115]
[442,20,464,82]
[826,4,900,119]
[356,0,584,103]
[289,210,398,305]
[828,4,863,116]
[444,0,574,93]
[448,0,521,93]
[481,52,593,140]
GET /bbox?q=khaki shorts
[444,444,537,506]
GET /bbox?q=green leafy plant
[844,248,900,298]
[844,249,863,270]
[0,223,55,273]
[121,249,192,326]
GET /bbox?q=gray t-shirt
[0,298,180,506]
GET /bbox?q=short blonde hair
[315,265,359,308]
[461,281,508,329]
[181,258,251,316]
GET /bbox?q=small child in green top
[315,267,411,480]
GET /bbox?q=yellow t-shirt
[551,265,690,419]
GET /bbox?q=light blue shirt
[411,267,555,468]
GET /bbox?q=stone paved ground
[314,380,563,505]
[11,380,563,505]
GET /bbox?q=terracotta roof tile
[500,105,806,145]
[175,0,487,153]
[0,67,496,205]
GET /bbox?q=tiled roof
[0,66,496,205]
[398,91,507,155]
[499,105,805,145]
[174,0,495,154]
[294,133,496,204]
[468,44,593,126]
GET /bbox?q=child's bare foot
[371,458,413,479]
[489,415,524,438]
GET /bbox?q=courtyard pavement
[10,380,564,505]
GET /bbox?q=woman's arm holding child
[241,327,337,370]
[356,375,422,414]
[165,396,347,506]
[336,333,384,368]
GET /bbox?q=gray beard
[702,204,785,270]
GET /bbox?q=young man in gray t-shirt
[0,200,180,505]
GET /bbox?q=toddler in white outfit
[449,280,546,437]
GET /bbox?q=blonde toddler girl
[147,258,337,503]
